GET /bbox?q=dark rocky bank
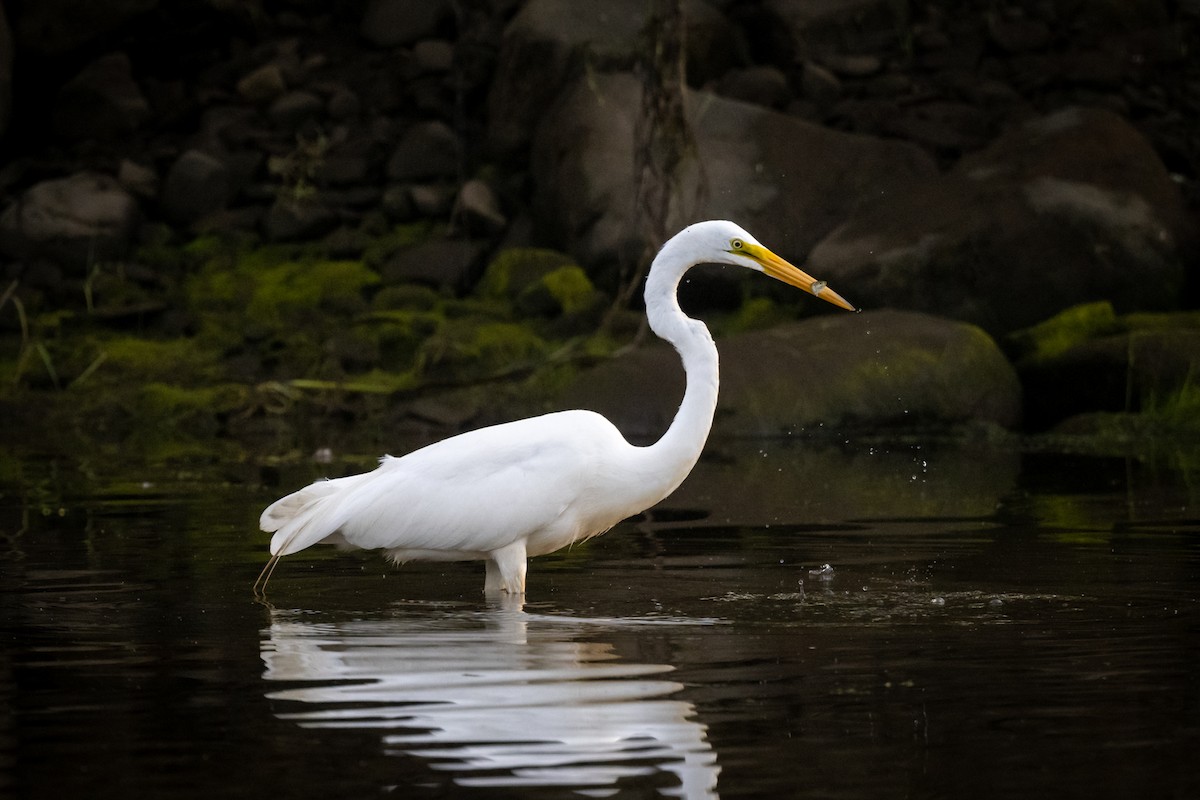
[0,0,1198,460]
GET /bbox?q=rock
[764,0,900,61]
[11,0,157,56]
[531,71,935,270]
[0,171,140,269]
[799,61,842,107]
[116,159,158,198]
[267,90,324,130]
[320,226,373,259]
[713,66,791,109]
[326,87,361,120]
[381,185,416,220]
[477,247,576,300]
[262,200,339,242]
[477,246,603,327]
[487,0,730,158]
[315,153,371,186]
[387,120,460,181]
[882,100,993,152]
[808,107,1195,335]
[161,150,230,225]
[52,52,151,140]
[408,394,482,428]
[320,186,382,210]
[380,238,487,288]
[236,63,288,104]
[360,0,451,48]
[821,53,884,78]
[412,39,455,73]
[1008,302,1200,429]
[986,10,1051,53]
[453,179,507,235]
[195,105,261,151]
[408,183,456,216]
[556,309,1020,437]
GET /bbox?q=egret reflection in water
[260,604,720,798]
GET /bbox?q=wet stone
[236,63,288,104]
[161,150,230,225]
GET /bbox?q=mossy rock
[189,253,377,336]
[362,221,439,268]
[1005,301,1122,363]
[515,267,608,337]
[185,243,381,379]
[354,309,443,370]
[716,296,792,336]
[1009,302,1200,429]
[552,309,1020,438]
[418,318,548,380]
[16,333,219,391]
[372,284,442,312]
[477,247,576,300]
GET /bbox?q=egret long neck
[636,248,720,501]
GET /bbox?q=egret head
[672,220,855,312]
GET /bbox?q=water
[2,440,1198,799]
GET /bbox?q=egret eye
[731,239,744,250]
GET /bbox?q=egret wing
[268,411,627,558]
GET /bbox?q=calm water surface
[2,440,1197,799]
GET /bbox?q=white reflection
[261,604,720,798]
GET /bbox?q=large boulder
[0,172,140,269]
[555,309,1020,437]
[487,0,731,158]
[807,108,1195,335]
[532,72,936,272]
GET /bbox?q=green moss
[254,259,375,326]
[478,248,575,299]
[138,382,245,427]
[1031,494,1111,545]
[721,297,788,335]
[515,265,601,318]
[1007,301,1119,363]
[520,361,581,400]
[442,296,511,321]
[1121,310,1200,332]
[97,336,220,384]
[1142,372,1200,431]
[188,248,379,362]
[356,310,441,367]
[289,369,418,394]
[850,348,940,386]
[372,284,442,312]
[363,222,438,268]
[419,319,548,378]
[541,266,597,315]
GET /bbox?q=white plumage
[256,220,854,596]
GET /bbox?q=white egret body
[257,221,854,595]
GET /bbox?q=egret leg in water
[255,220,855,597]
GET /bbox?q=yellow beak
[743,243,856,312]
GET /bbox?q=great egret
[256,220,854,596]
